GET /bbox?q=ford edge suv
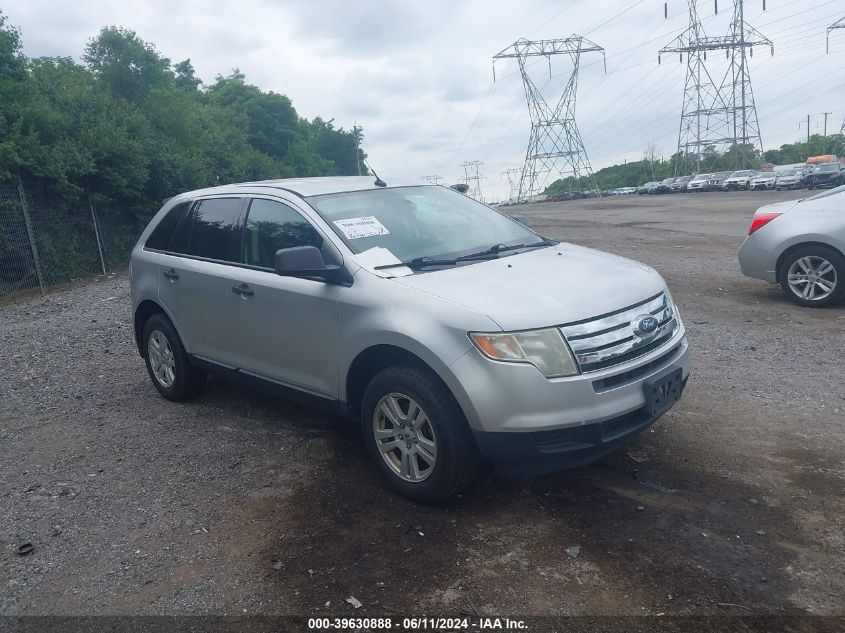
[130,177,691,501]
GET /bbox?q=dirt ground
[1,190,844,619]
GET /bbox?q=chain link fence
[0,180,144,300]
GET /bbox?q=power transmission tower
[420,175,444,185]
[660,1,772,174]
[493,37,605,201]
[827,16,844,54]
[501,168,522,202]
[459,161,486,202]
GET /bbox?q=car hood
[393,244,666,331]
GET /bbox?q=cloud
[3,0,842,201]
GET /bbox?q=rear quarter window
[145,201,190,251]
[169,198,244,262]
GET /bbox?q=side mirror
[450,183,470,194]
[274,246,341,283]
[511,214,528,226]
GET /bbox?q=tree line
[544,134,845,194]
[0,12,367,221]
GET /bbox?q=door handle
[231,284,254,297]
[162,269,179,281]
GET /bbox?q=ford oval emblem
[631,314,659,338]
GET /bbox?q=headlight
[469,328,579,378]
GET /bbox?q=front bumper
[474,369,688,476]
[447,325,691,472]
[808,176,842,188]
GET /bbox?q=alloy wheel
[373,392,437,482]
[787,256,837,302]
[148,330,176,387]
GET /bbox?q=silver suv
[130,177,691,501]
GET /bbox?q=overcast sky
[4,0,844,199]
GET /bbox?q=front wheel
[779,246,845,307]
[361,365,480,502]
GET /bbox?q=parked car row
[638,163,845,194]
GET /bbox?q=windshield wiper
[373,239,557,271]
[374,256,458,271]
[457,238,557,261]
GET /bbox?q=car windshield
[815,163,839,172]
[693,174,710,180]
[779,170,797,176]
[713,172,731,178]
[757,173,775,178]
[729,170,753,177]
[307,185,547,264]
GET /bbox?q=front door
[226,197,340,399]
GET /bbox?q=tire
[142,313,206,401]
[361,365,480,502]
[778,245,845,308]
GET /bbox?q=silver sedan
[738,185,845,307]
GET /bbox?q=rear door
[226,196,341,399]
[157,196,246,367]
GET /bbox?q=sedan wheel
[779,246,845,307]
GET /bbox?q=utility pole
[353,121,362,176]
[799,115,811,144]
[822,112,833,137]
[493,36,605,200]
[827,16,844,54]
[660,1,772,173]
[459,161,486,202]
[420,175,444,185]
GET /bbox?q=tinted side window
[243,199,323,268]
[145,202,190,250]
[170,198,243,262]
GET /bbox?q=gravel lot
[2,190,844,618]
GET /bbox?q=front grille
[560,291,677,373]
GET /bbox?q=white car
[722,170,757,191]
[686,174,711,191]
[750,173,776,191]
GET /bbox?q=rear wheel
[779,246,845,307]
[142,313,206,401]
[361,365,479,502]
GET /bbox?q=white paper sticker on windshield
[333,216,389,240]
